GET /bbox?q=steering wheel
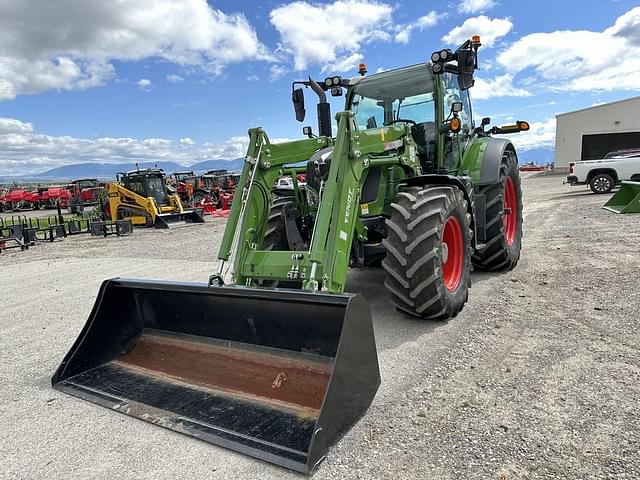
[387,119,417,126]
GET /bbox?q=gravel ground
[1,174,638,479]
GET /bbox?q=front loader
[53,37,527,473]
[104,168,204,228]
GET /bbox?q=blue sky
[1,0,639,174]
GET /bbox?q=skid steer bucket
[52,279,380,473]
[603,181,640,214]
[153,208,204,228]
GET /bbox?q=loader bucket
[603,181,640,214]
[52,279,380,473]
[154,208,205,228]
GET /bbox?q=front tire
[472,151,523,271]
[589,173,614,194]
[192,190,206,206]
[261,195,301,288]
[382,186,472,319]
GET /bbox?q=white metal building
[554,96,640,170]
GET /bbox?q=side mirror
[302,126,313,138]
[456,49,476,90]
[481,117,491,127]
[292,88,305,122]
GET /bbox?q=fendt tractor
[103,168,204,228]
[53,38,527,473]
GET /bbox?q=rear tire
[589,173,615,194]
[472,152,523,271]
[263,196,294,251]
[382,186,471,319]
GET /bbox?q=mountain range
[0,147,556,183]
[0,159,245,182]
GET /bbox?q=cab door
[441,73,474,172]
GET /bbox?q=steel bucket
[52,279,380,473]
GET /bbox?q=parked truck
[566,148,640,193]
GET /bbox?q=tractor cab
[348,63,439,171]
[170,171,196,186]
[201,170,237,191]
[120,169,170,206]
[292,38,485,176]
[71,178,99,190]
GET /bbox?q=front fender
[461,137,517,186]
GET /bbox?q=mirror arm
[308,77,327,103]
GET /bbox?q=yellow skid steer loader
[104,168,204,228]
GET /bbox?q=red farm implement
[40,186,71,209]
[1,189,40,211]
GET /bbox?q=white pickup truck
[566,149,640,193]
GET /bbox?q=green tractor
[215,36,527,316]
[53,38,527,473]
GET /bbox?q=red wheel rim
[503,176,517,247]
[442,216,464,292]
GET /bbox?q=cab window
[349,64,436,130]
[442,73,473,136]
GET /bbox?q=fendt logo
[344,187,354,224]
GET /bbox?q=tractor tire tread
[472,152,523,271]
[382,185,472,319]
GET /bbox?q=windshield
[76,180,97,189]
[127,175,168,205]
[349,64,436,130]
[144,176,168,205]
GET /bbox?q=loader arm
[218,113,367,291]
[305,111,365,291]
[217,113,418,292]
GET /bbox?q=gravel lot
[1,174,638,479]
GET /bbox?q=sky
[1,0,640,175]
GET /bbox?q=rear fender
[401,174,478,249]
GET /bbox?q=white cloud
[0,117,250,175]
[322,53,364,73]
[459,0,497,14]
[497,117,556,152]
[246,74,260,81]
[0,118,34,134]
[472,75,531,100]
[166,74,184,83]
[0,0,272,100]
[137,78,152,91]
[270,64,288,81]
[498,7,640,92]
[443,16,512,47]
[395,11,439,44]
[270,0,393,71]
